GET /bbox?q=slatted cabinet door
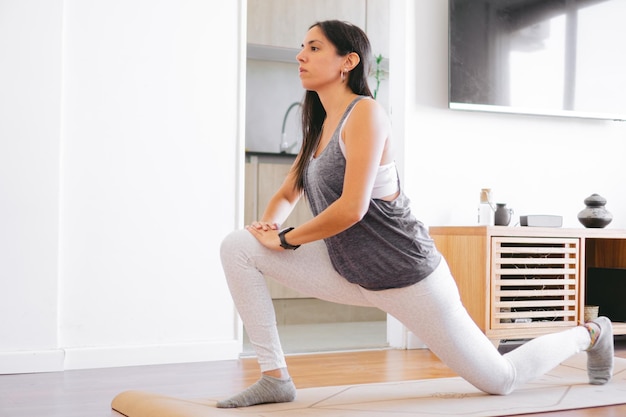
[491,237,580,333]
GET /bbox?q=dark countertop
[246,151,298,158]
[246,151,298,164]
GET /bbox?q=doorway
[243,0,393,355]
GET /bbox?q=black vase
[494,203,513,226]
[577,194,612,228]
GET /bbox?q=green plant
[372,54,387,100]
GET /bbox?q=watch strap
[278,227,300,250]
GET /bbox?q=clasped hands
[246,221,283,251]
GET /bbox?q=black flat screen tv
[449,0,626,121]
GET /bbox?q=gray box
[519,215,563,227]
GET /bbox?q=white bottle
[478,188,495,225]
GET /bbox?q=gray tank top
[303,97,441,290]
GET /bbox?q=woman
[217,20,613,408]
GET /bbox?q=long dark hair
[293,20,374,193]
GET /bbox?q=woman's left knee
[220,229,254,264]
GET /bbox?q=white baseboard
[0,341,242,374]
[406,331,428,349]
[63,340,242,370]
[0,349,65,374]
[386,315,428,349]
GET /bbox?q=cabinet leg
[489,338,500,349]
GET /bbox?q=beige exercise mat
[112,353,626,417]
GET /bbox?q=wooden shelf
[430,225,626,240]
[247,44,299,64]
[429,226,626,344]
[613,322,626,335]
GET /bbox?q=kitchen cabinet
[245,154,313,299]
[247,0,389,58]
[429,226,626,345]
[247,0,366,49]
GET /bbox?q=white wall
[2,0,625,374]
[245,57,390,154]
[0,0,64,372]
[246,59,303,154]
[0,0,244,373]
[393,0,626,230]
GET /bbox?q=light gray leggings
[220,229,591,395]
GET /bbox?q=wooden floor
[1,337,625,417]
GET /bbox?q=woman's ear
[343,52,361,72]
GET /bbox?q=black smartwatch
[278,227,300,250]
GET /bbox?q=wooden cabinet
[429,226,626,344]
[247,0,389,57]
[245,154,313,299]
[247,0,366,49]
[245,155,312,230]
[490,236,579,334]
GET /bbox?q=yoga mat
[112,353,626,417]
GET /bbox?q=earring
[341,70,346,83]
